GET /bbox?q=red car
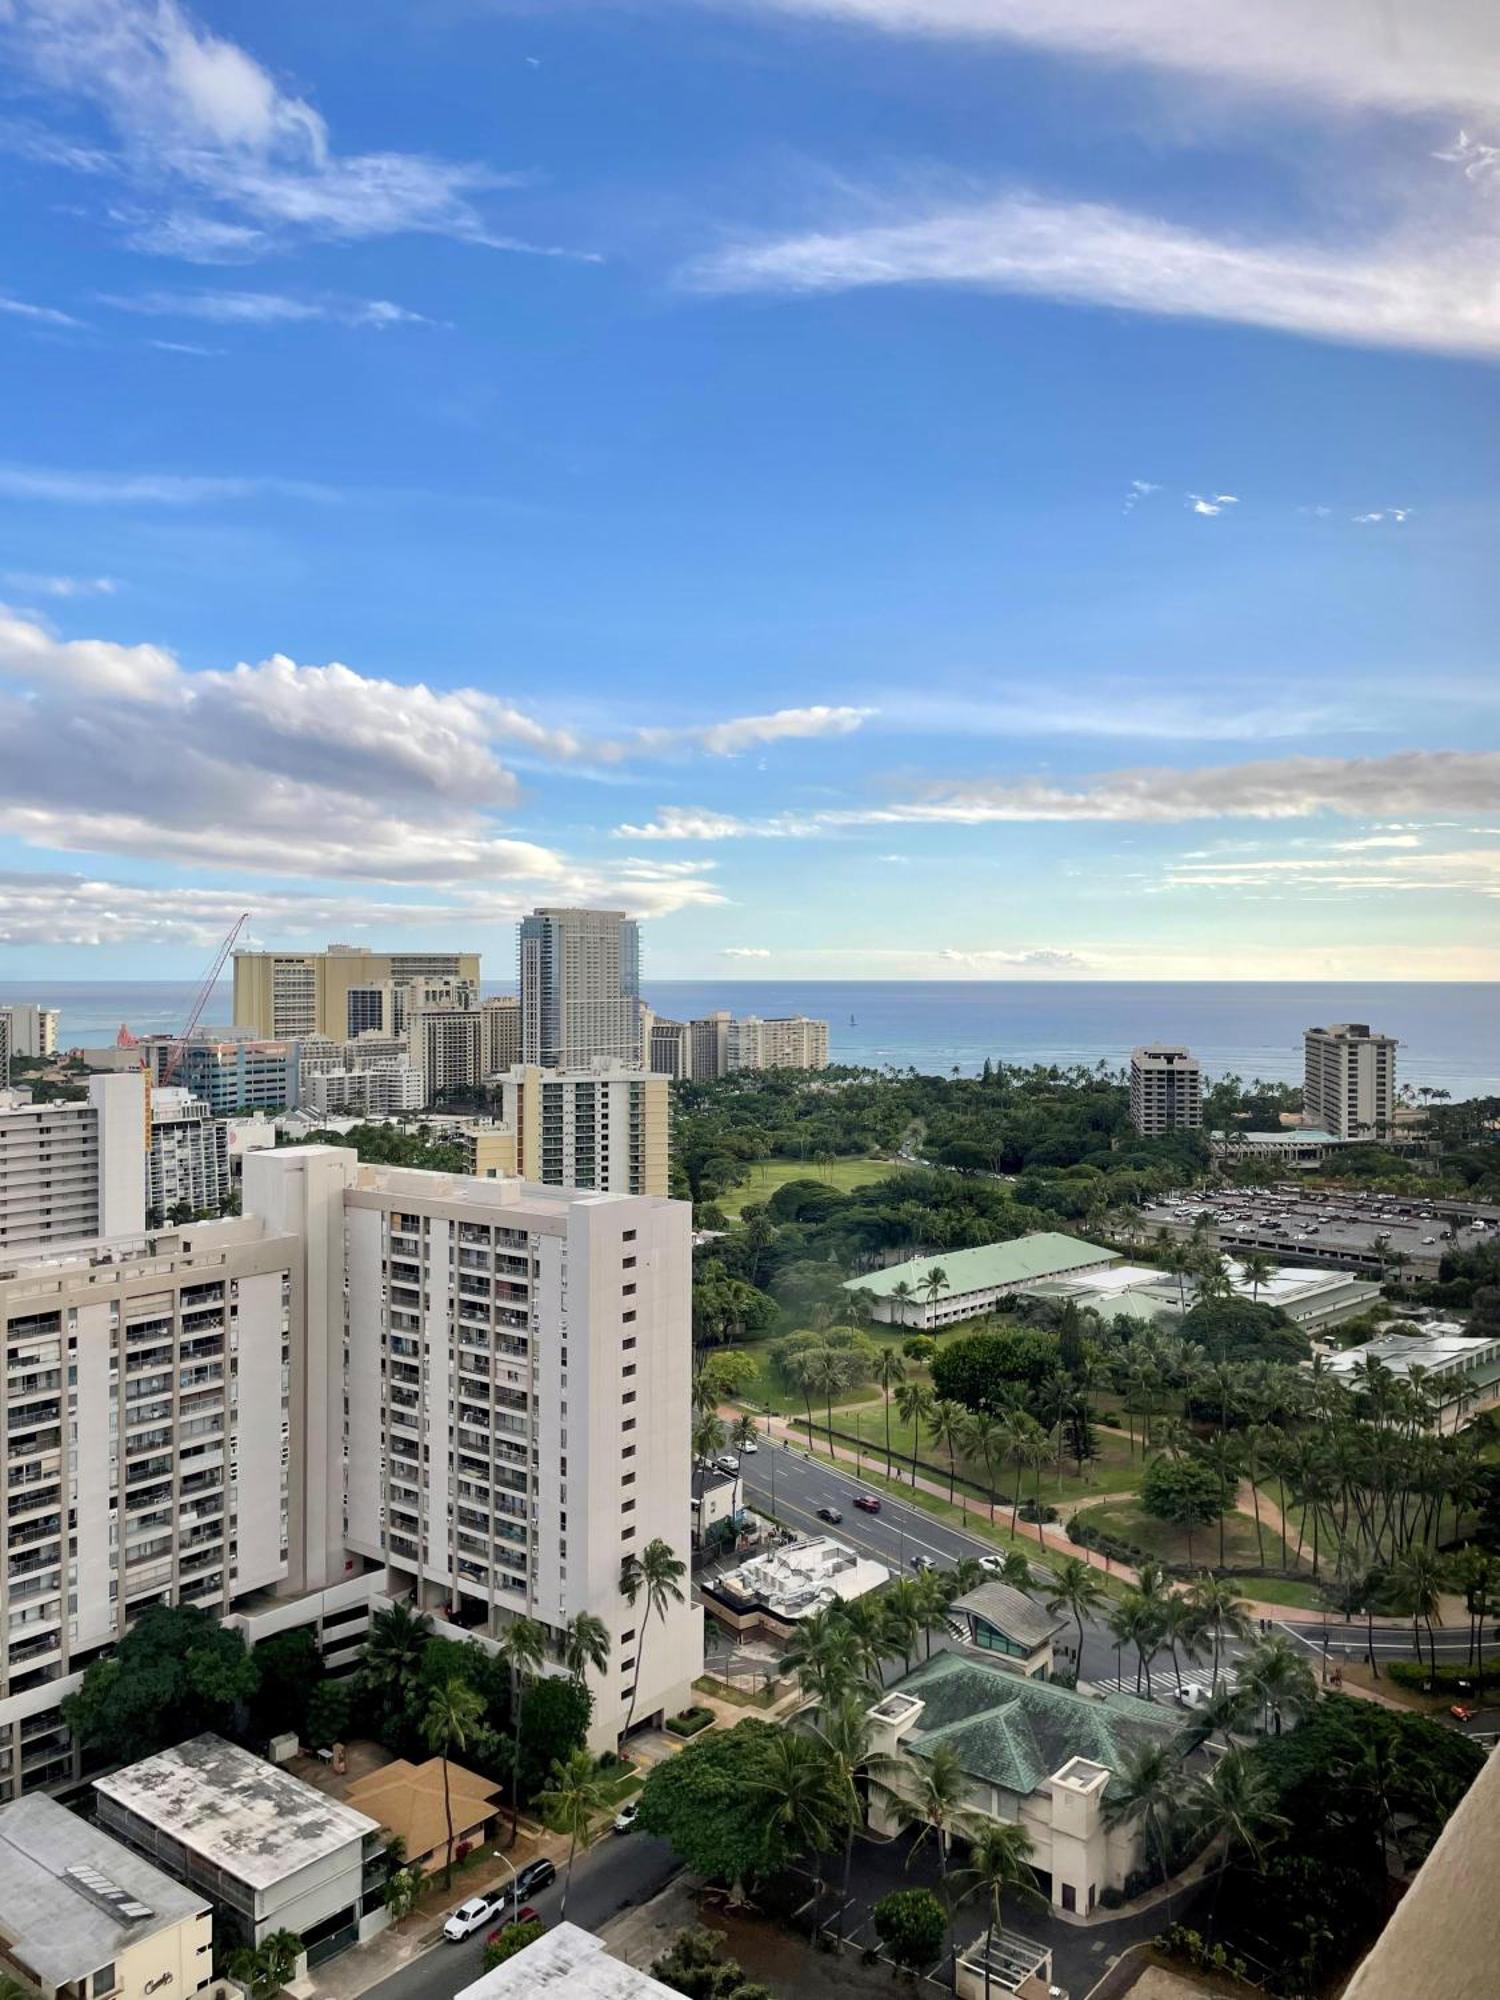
[854,1495,881,1514]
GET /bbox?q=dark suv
[515,1858,557,1898]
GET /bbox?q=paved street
[1278,1615,1479,1664]
[358,1836,681,2000]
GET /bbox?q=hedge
[1387,1658,1500,1695]
[665,1705,716,1738]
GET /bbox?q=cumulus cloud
[721,0,1500,121]
[1188,493,1239,516]
[1122,478,1159,514]
[685,188,1500,361]
[0,0,572,262]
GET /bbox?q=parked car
[515,1858,557,1898]
[854,1494,881,1514]
[444,1896,500,1942]
[715,1454,740,1474]
[816,1505,844,1525]
[910,1553,935,1572]
[613,1801,640,1834]
[977,1554,1005,1575]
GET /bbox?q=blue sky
[0,0,1497,983]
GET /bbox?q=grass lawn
[716,1155,907,1219]
[1239,1574,1328,1610]
[1084,1499,1309,1578]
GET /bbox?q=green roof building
[845,1232,1119,1329]
[866,1651,1186,1916]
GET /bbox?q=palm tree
[693,1407,727,1468]
[536,1748,612,1919]
[1158,1591,1206,1695]
[1188,1573,1253,1691]
[805,1693,878,1936]
[952,1821,1044,1999]
[913,1567,954,1662]
[928,1398,969,1502]
[881,1576,924,1675]
[783,1605,865,1708]
[876,1741,974,1981]
[1020,1433,1053,1545]
[890,1278,917,1328]
[1392,1546,1445,1678]
[730,1412,760,1454]
[1104,1741,1181,1907]
[1002,1412,1042,1534]
[961,1409,1007,1521]
[423,1675,486,1886]
[1180,1748,1290,1937]
[1233,1634,1318,1736]
[920,1265,950,1329]
[498,1616,546,1845]
[562,1610,611,1687]
[874,1346,907,1479]
[358,1598,433,1738]
[619,1537,687,1738]
[1197,1431,1242,1569]
[1239,1251,1275,1303]
[895,1380,934,1488]
[1046,1556,1106,1680]
[228,1930,304,2000]
[746,1730,850,1941]
[808,1347,846,1458]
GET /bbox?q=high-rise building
[480,996,523,1077]
[689,1012,732,1082]
[0,1004,59,1062]
[148,1088,231,1222]
[1304,1023,1398,1140]
[0,1015,8,1091]
[726,1016,830,1073]
[519,910,640,1068]
[499,1066,670,1197]
[1128,1046,1203,1137]
[233,946,481,1042]
[406,1004,483,1102]
[648,1018,692,1081]
[0,1072,146,1255]
[0,1145,699,1792]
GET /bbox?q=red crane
[161,912,251,1086]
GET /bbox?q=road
[361,1835,680,2000]
[1279,1616,1482,1663]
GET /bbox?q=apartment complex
[480,995,522,1076]
[1128,1045,1203,1136]
[647,1017,692,1081]
[1304,1022,1398,1140]
[689,1012,732,1082]
[0,1004,59,1062]
[0,1145,699,1791]
[301,1061,426,1118]
[406,1003,483,1102]
[233,946,481,1042]
[519,909,641,1068]
[0,1073,147,1256]
[148,1089,231,1222]
[726,1014,830,1072]
[497,1066,670,1198]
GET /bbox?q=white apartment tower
[0,1005,60,1061]
[499,1066,671,1198]
[0,1073,147,1255]
[1304,1023,1398,1140]
[727,1016,830,1072]
[1129,1046,1203,1137]
[148,1089,231,1221]
[519,910,641,1068]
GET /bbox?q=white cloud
[722,946,772,958]
[0,0,569,261]
[1438,131,1500,182]
[721,0,1500,121]
[937,946,1089,969]
[1,571,118,598]
[1164,843,1500,898]
[0,291,82,328]
[1353,507,1413,523]
[1187,493,1239,516]
[0,464,339,505]
[685,188,1500,361]
[99,289,439,328]
[1122,478,1159,514]
[633,704,873,758]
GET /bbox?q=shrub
[665,1706,715,1738]
[483,1919,545,1968]
[1387,1658,1500,1695]
[873,1888,945,1971]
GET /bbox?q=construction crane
[160,912,251,1086]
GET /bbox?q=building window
[623,1364,637,1378]
[622,1444,636,1458]
[622,1391,636,1405]
[622,1230,636,1242]
[622,1498,636,1513]
[622,1472,635,1486]
[622,1310,636,1324]
[93,1967,117,1997]
[622,1337,637,1350]
[621,1527,635,1541]
[622,1283,636,1296]
[622,1418,636,1432]
[622,1256,637,1269]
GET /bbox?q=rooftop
[1326,1327,1500,1382]
[0,1793,208,1989]
[886,1652,1183,1798]
[94,1734,379,1889]
[953,1581,1066,1652]
[344,1757,500,1864]
[713,1534,889,1620]
[454,1921,681,1998]
[849,1232,1117,1301]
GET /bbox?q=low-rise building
[866,1654,1185,1914]
[706,1534,888,1632]
[94,1734,383,1959]
[1324,1324,1500,1432]
[0,1792,213,2000]
[301,1060,426,1118]
[455,1119,519,1179]
[690,1464,744,1552]
[727,1016,830,1072]
[168,1037,296,1115]
[1029,1257,1382,1334]
[852,1233,1119,1330]
[343,1757,500,1877]
[948,1582,1065,1680]
[1210,1127,1362,1170]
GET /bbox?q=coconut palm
[1392,1546,1445,1678]
[423,1676,486,1886]
[1188,1573,1253,1691]
[951,1820,1044,1999]
[875,1741,975,1981]
[746,1728,851,1941]
[805,1693,878,1937]
[920,1265,950,1328]
[881,1576,924,1675]
[619,1538,687,1738]
[536,1748,613,1919]
[895,1380,935,1488]
[913,1567,955,1662]
[730,1411,760,1455]
[1179,1748,1290,1936]
[783,1605,865,1709]
[693,1407,728,1468]
[890,1278,917,1327]
[808,1346,847,1458]
[1239,1251,1276,1303]
[874,1345,907,1479]
[498,1616,547,1844]
[1158,1591,1207,1696]
[358,1598,433,1740]
[960,1409,1007,1521]
[1233,1634,1318,1736]
[562,1610,611,1687]
[1104,1741,1182,1907]
[1001,1411,1042,1534]
[1046,1556,1106,1680]
[928,1398,969,1502]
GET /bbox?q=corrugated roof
[953,1581,1066,1651]
[891,1653,1182,1797]
[846,1233,1117,1301]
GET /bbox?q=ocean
[4,979,1497,1098]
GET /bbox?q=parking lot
[1143,1185,1499,1276]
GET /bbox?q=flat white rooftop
[455,1920,680,1997]
[94,1734,378,1891]
[714,1534,889,1619]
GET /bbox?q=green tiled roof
[845,1233,1118,1301]
[890,1652,1183,1797]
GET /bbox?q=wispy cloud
[0,291,83,329]
[1122,478,1159,515]
[1352,507,1412,524]
[1188,492,1239,516]
[937,945,1088,969]
[0,465,340,506]
[722,946,771,958]
[0,0,580,263]
[685,189,1500,361]
[2,571,118,598]
[99,289,440,329]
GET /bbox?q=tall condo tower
[519,909,641,1068]
[1304,1023,1397,1140]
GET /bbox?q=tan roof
[344,1757,501,1862]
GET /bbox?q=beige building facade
[499,1065,670,1197]
[233,946,481,1042]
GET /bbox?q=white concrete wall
[234,1270,288,1593]
[91,1070,148,1240]
[343,1205,385,1561]
[116,1908,214,2000]
[73,1300,114,1650]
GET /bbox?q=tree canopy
[63,1604,259,1764]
